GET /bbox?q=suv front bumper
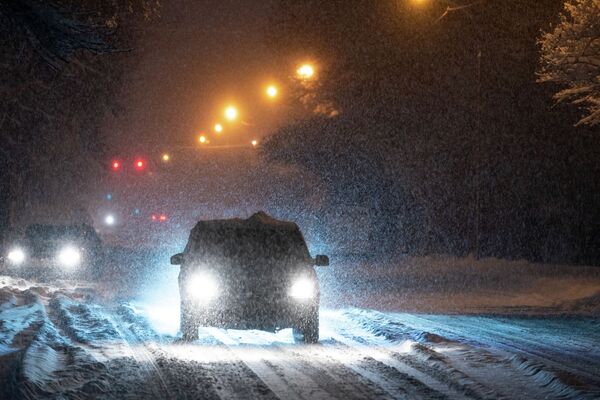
[181,294,318,331]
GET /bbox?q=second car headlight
[7,247,26,265]
[289,276,316,300]
[187,272,219,302]
[57,246,81,268]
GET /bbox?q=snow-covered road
[1,277,599,400]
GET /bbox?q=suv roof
[25,224,100,243]
[184,212,310,264]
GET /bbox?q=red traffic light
[135,159,145,170]
[111,160,121,171]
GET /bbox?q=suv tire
[293,309,319,344]
[180,302,198,341]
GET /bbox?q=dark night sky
[94,0,327,246]
[107,0,286,152]
[86,0,599,260]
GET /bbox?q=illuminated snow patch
[131,302,180,336]
[133,262,181,336]
[164,342,387,365]
[221,328,295,345]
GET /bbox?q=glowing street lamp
[162,153,170,162]
[266,85,278,98]
[214,123,223,133]
[198,135,207,144]
[297,63,315,79]
[224,106,238,121]
[251,139,258,147]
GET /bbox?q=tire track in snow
[277,342,425,400]
[391,313,600,394]
[196,329,399,400]
[321,313,475,400]
[146,343,267,400]
[102,306,175,398]
[344,309,585,400]
[206,328,334,400]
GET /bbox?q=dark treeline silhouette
[0,0,158,236]
[262,0,600,265]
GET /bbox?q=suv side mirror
[314,254,329,267]
[170,253,185,265]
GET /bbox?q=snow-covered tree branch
[538,0,600,126]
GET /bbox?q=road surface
[1,277,599,399]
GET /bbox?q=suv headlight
[57,246,81,268]
[289,277,316,300]
[187,272,219,302]
[7,247,26,265]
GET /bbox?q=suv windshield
[187,226,310,267]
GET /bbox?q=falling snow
[1,1,599,399]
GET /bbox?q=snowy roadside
[1,273,599,399]
[1,255,600,399]
[319,255,600,315]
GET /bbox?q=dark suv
[170,212,329,343]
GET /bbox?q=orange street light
[224,106,238,121]
[266,85,278,98]
[198,135,207,144]
[214,123,223,133]
[251,139,258,147]
[297,63,315,79]
[162,153,170,162]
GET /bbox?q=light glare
[58,246,81,268]
[266,85,278,98]
[289,277,315,299]
[104,214,115,226]
[224,106,238,121]
[187,272,219,302]
[297,64,315,79]
[7,248,25,264]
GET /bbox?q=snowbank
[319,255,600,315]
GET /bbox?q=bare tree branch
[538,0,600,126]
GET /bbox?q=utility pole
[474,48,482,259]
[412,0,486,258]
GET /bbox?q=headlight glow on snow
[187,272,219,302]
[57,246,81,268]
[7,247,26,265]
[289,277,315,300]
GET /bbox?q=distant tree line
[0,0,158,235]
[262,0,600,265]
